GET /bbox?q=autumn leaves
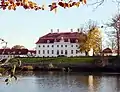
[49,0,86,12]
[79,27,102,56]
[0,0,41,10]
[0,0,87,11]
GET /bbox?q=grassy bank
[19,57,95,64]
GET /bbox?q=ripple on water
[0,72,120,92]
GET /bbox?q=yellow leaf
[8,5,12,10]
[42,4,45,10]
[75,2,80,7]
[84,0,87,4]
[68,3,70,8]
[5,1,9,5]
[54,8,57,13]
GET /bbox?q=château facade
[36,29,86,57]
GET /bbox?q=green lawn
[19,57,95,64]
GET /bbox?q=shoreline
[1,62,120,73]
[1,56,120,73]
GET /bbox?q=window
[57,45,59,47]
[65,45,67,47]
[76,50,78,54]
[52,45,54,47]
[47,40,50,43]
[39,45,40,48]
[43,50,45,54]
[47,50,49,54]
[61,45,63,47]
[57,50,59,55]
[39,50,40,54]
[76,39,78,43]
[47,45,49,47]
[52,50,54,54]
[71,50,73,54]
[43,45,45,47]
[65,50,67,55]
[71,45,73,47]
[61,50,63,54]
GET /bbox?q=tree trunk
[85,51,88,56]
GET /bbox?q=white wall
[36,40,85,57]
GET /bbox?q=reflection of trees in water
[34,72,71,86]
[34,72,120,92]
[34,72,90,90]
[34,72,102,91]
[16,71,34,76]
[97,75,120,92]
[75,75,101,92]
[116,76,120,92]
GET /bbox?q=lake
[0,71,120,92]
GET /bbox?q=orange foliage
[0,0,87,11]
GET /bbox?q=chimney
[51,29,53,33]
[70,29,73,32]
[57,29,59,33]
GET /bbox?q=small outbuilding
[102,48,112,56]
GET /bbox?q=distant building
[0,48,36,59]
[35,29,86,57]
[102,48,112,56]
[112,49,120,56]
[27,50,36,57]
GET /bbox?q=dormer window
[47,40,50,43]
[19,52,21,54]
[60,37,64,42]
[61,37,64,40]
[76,39,78,43]
[68,39,70,42]
[54,39,57,42]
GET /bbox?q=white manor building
[36,29,86,57]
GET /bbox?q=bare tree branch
[87,0,105,11]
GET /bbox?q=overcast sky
[0,0,119,49]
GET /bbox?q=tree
[78,31,88,55]
[107,14,120,56]
[12,45,26,49]
[0,40,22,85]
[87,27,102,55]
[79,21,102,56]
[0,0,87,12]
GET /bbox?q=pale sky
[0,0,119,49]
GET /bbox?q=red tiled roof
[102,48,112,53]
[36,32,85,44]
[0,48,28,55]
[28,50,36,54]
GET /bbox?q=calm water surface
[0,71,120,92]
